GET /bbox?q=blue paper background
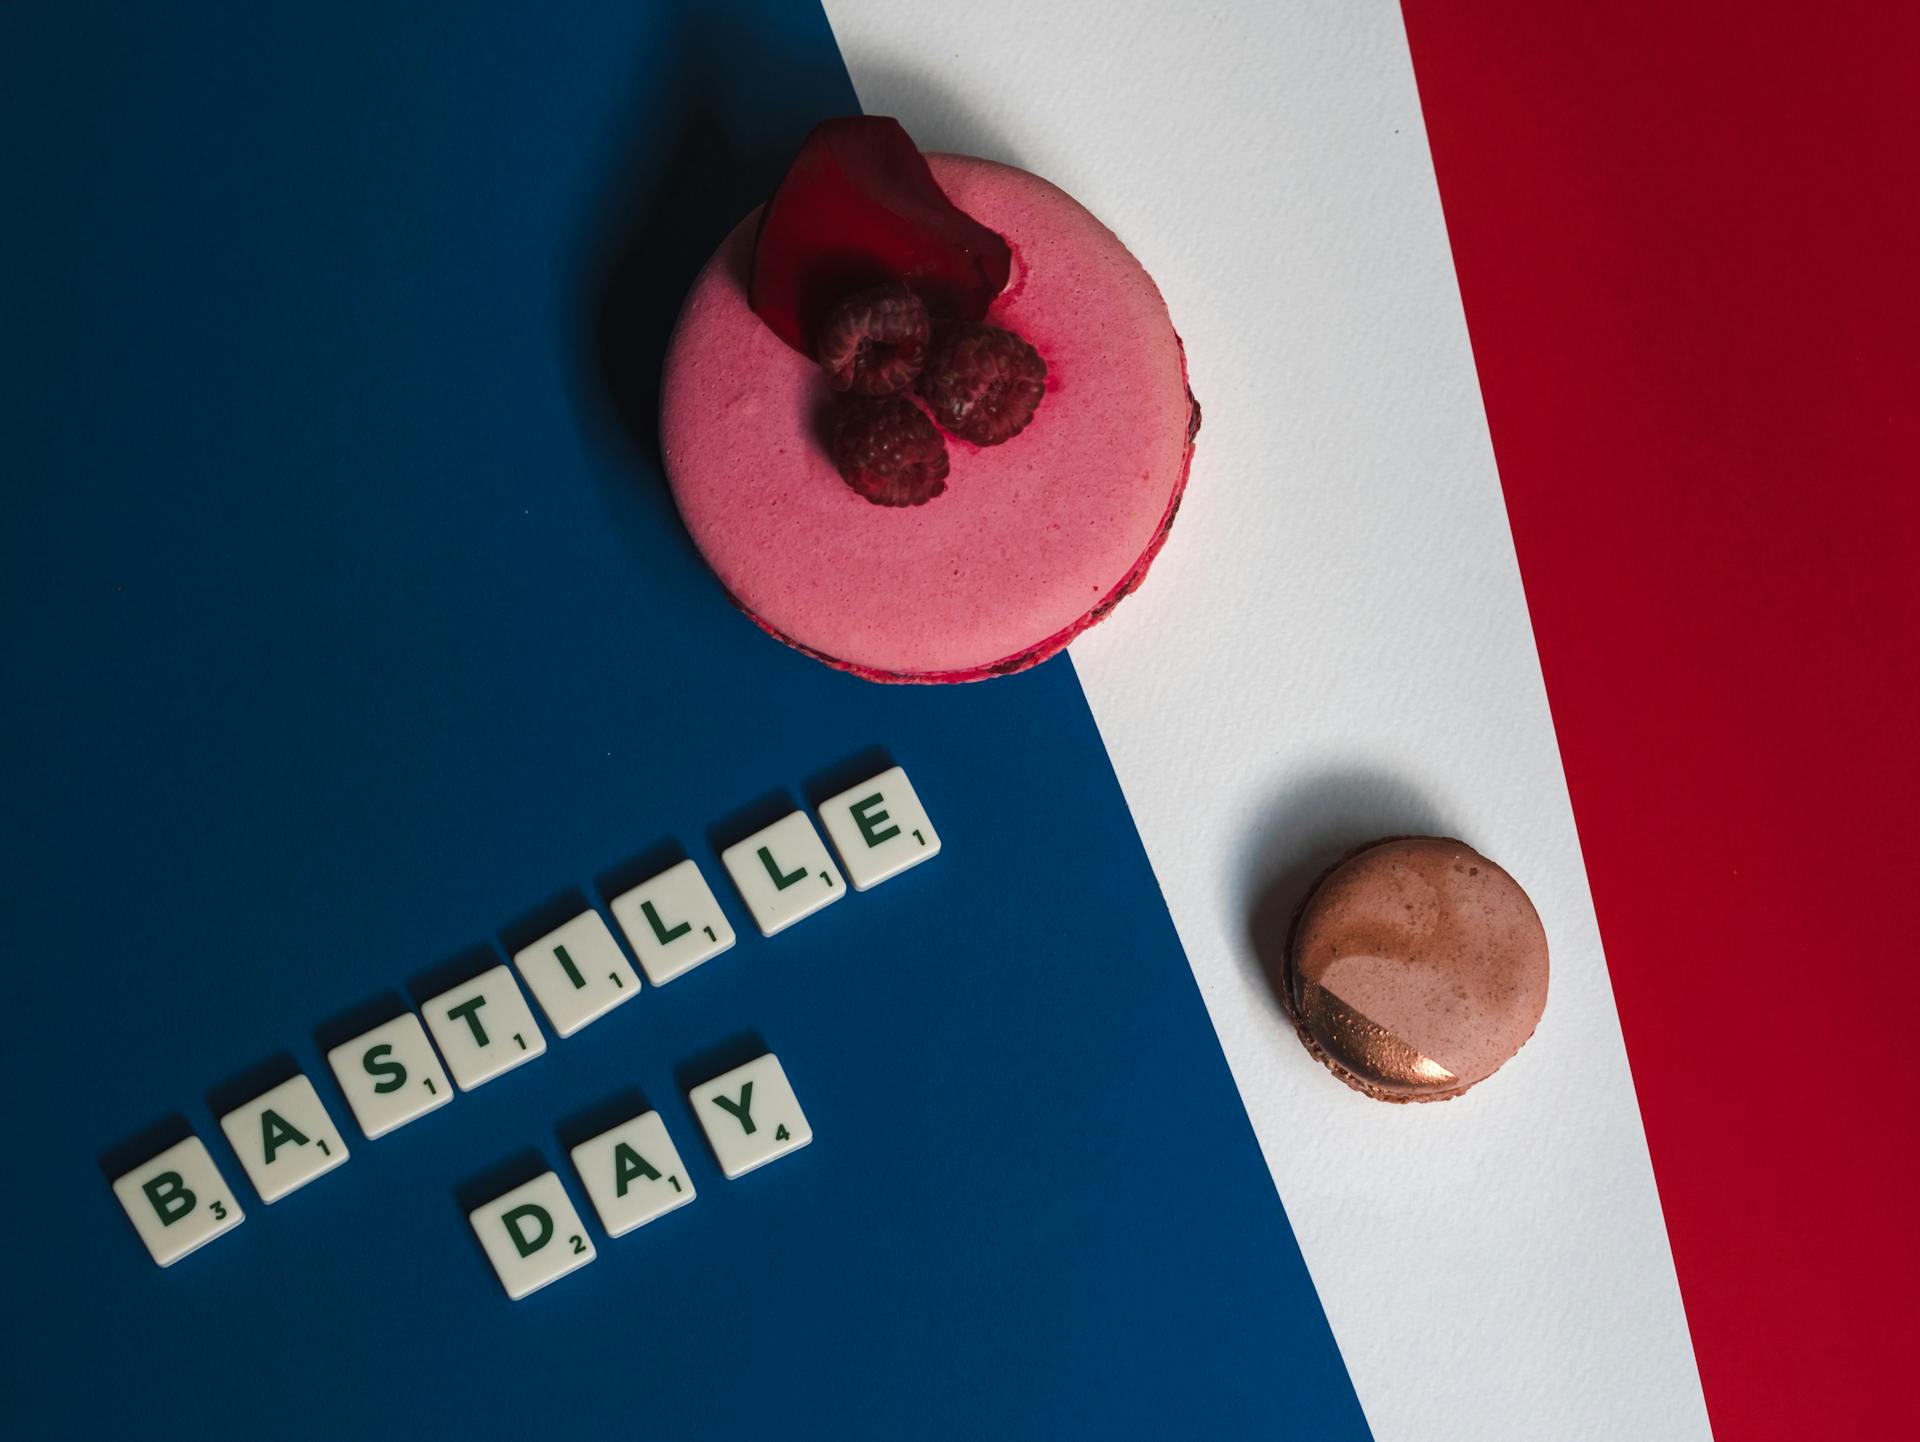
[0,3,1369,1437]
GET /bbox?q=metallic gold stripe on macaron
[1299,986,1459,1096]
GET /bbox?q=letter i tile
[512,910,640,1039]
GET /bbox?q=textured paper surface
[827,3,1712,1438]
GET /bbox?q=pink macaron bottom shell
[736,364,1198,684]
[661,154,1197,683]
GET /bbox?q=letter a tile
[219,1074,349,1204]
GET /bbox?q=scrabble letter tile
[112,1136,245,1266]
[218,1074,349,1204]
[689,1053,813,1179]
[609,859,735,985]
[569,1110,696,1237]
[512,911,639,1038]
[327,1012,453,1140]
[817,765,942,892]
[422,964,547,1091]
[719,812,843,937]
[469,1171,595,1300]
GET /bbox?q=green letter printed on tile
[446,995,490,1046]
[553,944,587,990]
[363,1043,408,1093]
[849,793,901,848]
[259,1109,310,1165]
[757,847,808,891]
[502,1203,553,1259]
[141,1171,196,1226]
[612,1142,662,1196]
[641,900,691,946]
[710,1081,756,1135]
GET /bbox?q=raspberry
[816,283,930,395]
[827,394,950,506]
[918,323,1047,445]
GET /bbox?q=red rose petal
[749,116,1013,357]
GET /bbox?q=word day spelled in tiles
[690,1053,813,1179]
[609,858,735,985]
[423,964,547,1091]
[112,1137,245,1267]
[720,811,843,937]
[817,766,941,892]
[513,910,640,1038]
[327,1012,454,1141]
[570,1110,697,1237]
[218,1074,350,1204]
[470,1171,596,1301]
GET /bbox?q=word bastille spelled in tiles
[108,767,940,1298]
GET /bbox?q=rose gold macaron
[1286,837,1548,1102]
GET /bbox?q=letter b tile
[111,1136,245,1267]
[469,1171,596,1300]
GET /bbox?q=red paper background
[1400,4,1919,1438]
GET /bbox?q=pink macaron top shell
[661,154,1192,681]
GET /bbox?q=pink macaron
[661,135,1197,683]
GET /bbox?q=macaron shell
[660,154,1193,680]
[1288,838,1549,1101]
